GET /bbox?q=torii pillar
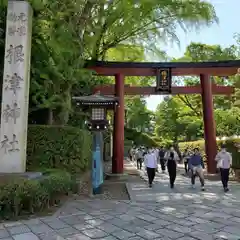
[200,74,217,174]
[112,73,124,174]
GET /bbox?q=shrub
[27,125,92,173]
[0,171,75,220]
[179,138,240,168]
[125,127,158,147]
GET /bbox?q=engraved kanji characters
[18,12,27,24]
[0,135,10,154]
[6,44,24,64]
[8,25,26,36]
[5,73,23,95]
[7,11,27,36]
[7,12,18,22]
[2,103,20,124]
[8,25,16,36]
[8,12,27,24]
[9,134,20,152]
[2,105,11,123]
[11,103,20,124]
[0,10,29,159]
[0,134,20,154]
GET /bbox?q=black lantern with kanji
[156,68,172,93]
[72,91,119,131]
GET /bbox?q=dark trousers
[167,160,176,187]
[184,160,189,173]
[147,167,155,185]
[220,168,229,189]
[137,158,142,169]
[160,158,166,171]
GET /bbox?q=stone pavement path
[1,163,240,240]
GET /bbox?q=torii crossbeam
[87,60,239,174]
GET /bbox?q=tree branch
[177,95,202,116]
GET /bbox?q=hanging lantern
[73,91,119,131]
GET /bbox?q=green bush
[179,138,240,169]
[27,125,92,173]
[0,171,75,219]
[125,127,158,147]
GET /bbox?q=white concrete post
[0,1,33,173]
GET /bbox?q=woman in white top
[164,146,179,188]
[144,148,158,188]
[215,144,232,192]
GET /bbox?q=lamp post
[72,91,119,194]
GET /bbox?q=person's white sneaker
[191,184,196,189]
[201,186,205,191]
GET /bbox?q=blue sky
[146,0,240,111]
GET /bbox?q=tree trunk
[48,109,53,125]
[173,137,182,162]
[52,86,72,125]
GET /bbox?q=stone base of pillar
[105,172,128,181]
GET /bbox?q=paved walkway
[1,162,240,240]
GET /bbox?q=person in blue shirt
[188,148,205,191]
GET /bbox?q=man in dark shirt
[159,146,166,173]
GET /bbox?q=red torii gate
[87,60,239,174]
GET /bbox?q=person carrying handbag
[215,144,232,192]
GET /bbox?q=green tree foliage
[155,97,203,141]
[29,0,95,124]
[125,97,154,133]
[180,43,238,62]
[0,0,219,125]
[234,74,240,107]
[81,0,218,60]
[106,44,145,62]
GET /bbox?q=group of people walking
[129,144,232,192]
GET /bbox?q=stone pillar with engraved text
[0,1,32,173]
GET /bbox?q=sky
[146,0,240,111]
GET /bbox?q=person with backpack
[159,146,166,173]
